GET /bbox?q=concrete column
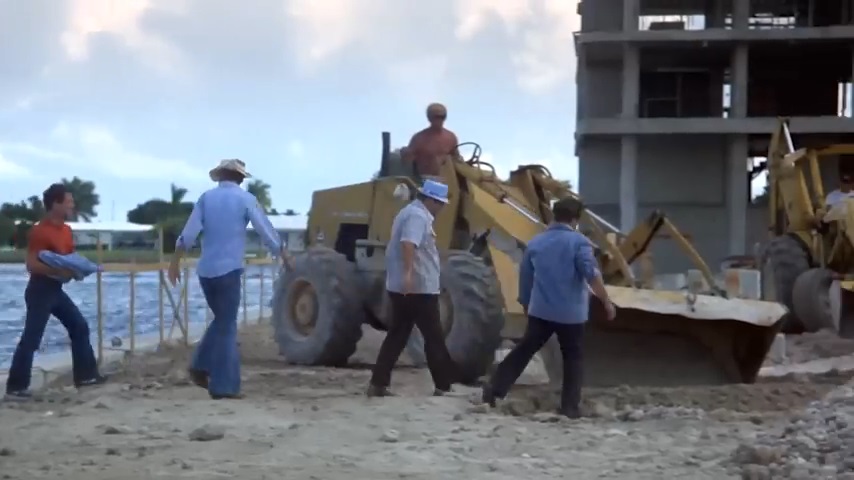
[730,45,749,117]
[620,136,638,231]
[727,135,749,255]
[576,47,588,123]
[622,46,640,117]
[705,0,725,28]
[623,0,639,31]
[733,0,749,29]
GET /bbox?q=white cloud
[59,0,187,77]
[285,0,579,95]
[0,153,33,179]
[24,122,205,180]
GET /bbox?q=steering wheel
[457,142,482,165]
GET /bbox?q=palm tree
[247,179,273,212]
[169,183,188,208]
[61,176,99,221]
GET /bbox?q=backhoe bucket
[579,287,786,387]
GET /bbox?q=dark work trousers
[6,275,99,393]
[488,316,584,413]
[370,292,457,391]
[191,269,243,397]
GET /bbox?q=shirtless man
[402,103,459,178]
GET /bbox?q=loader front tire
[272,247,364,366]
[761,235,810,333]
[791,268,837,333]
[407,251,505,384]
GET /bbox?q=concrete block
[722,268,762,300]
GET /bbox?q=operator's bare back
[408,128,459,176]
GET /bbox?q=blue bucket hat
[418,179,449,204]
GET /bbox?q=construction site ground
[2,324,854,480]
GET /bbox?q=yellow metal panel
[487,244,525,315]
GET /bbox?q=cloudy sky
[0,0,579,219]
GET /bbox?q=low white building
[247,214,307,252]
[67,221,154,250]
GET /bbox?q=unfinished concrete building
[576,0,854,272]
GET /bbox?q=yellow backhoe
[761,118,854,338]
[272,133,786,387]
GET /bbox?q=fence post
[242,267,248,325]
[129,270,136,354]
[96,234,104,365]
[182,264,190,346]
[158,227,165,345]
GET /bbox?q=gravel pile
[732,384,854,479]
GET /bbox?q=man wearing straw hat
[367,179,459,397]
[168,159,293,400]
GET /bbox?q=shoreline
[0,249,199,265]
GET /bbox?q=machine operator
[401,103,460,179]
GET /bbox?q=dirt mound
[784,329,854,364]
[496,370,854,418]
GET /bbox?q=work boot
[4,389,33,401]
[558,406,582,420]
[211,393,245,400]
[481,384,497,408]
[433,386,453,397]
[75,374,109,389]
[187,369,209,389]
[366,384,395,398]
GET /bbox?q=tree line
[0,177,297,251]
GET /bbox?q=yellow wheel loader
[762,118,854,338]
[272,132,786,387]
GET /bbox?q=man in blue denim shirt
[482,197,616,418]
[168,159,293,400]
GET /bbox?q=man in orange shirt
[402,103,460,179]
[5,183,106,399]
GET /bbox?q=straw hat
[209,159,252,182]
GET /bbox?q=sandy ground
[2,324,854,480]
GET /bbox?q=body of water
[0,264,277,366]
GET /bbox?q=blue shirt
[386,200,440,295]
[518,223,600,324]
[176,181,283,279]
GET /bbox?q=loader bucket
[582,287,786,387]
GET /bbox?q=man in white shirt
[825,172,854,208]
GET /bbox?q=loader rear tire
[406,251,505,384]
[272,247,365,366]
[791,268,837,333]
[761,235,810,333]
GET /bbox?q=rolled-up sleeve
[176,196,205,251]
[574,238,600,283]
[245,194,283,256]
[399,213,428,247]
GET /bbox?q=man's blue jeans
[6,275,99,393]
[191,269,242,397]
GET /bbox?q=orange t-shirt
[28,221,74,256]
